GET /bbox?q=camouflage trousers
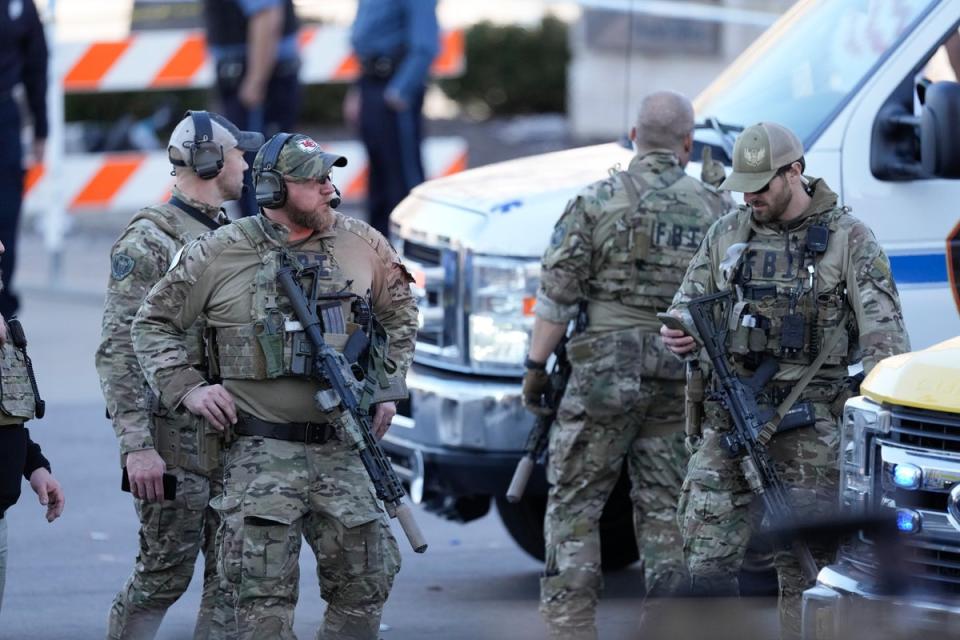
[540,375,689,640]
[214,432,401,640]
[107,466,226,640]
[678,398,841,640]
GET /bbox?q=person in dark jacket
[0,0,48,317]
[344,0,439,237]
[202,0,301,217]
[0,236,64,612]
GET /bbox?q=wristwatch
[524,357,546,371]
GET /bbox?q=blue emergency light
[892,463,922,490]
[896,509,921,534]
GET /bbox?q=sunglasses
[748,164,792,195]
[284,174,333,186]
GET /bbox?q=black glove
[522,368,552,416]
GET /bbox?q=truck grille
[902,543,960,594]
[889,408,960,454]
[871,404,960,595]
[399,238,466,368]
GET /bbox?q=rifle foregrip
[394,502,428,553]
[506,455,535,503]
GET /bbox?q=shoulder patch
[111,253,136,280]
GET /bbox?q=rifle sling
[756,324,847,446]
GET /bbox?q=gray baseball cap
[719,122,804,193]
[167,111,264,168]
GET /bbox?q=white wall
[568,0,796,140]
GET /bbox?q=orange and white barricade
[24,138,468,215]
[57,27,464,93]
[29,22,467,274]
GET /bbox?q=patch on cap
[742,146,766,168]
[296,137,320,153]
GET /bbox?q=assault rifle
[687,290,818,583]
[277,263,427,553]
[505,304,587,503]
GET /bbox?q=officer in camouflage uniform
[522,91,730,640]
[131,133,417,640]
[0,239,65,613]
[661,122,910,639]
[96,111,263,640]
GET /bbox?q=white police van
[383,0,960,612]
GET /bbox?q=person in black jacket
[0,0,48,317]
[0,237,63,612]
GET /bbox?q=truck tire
[494,471,639,571]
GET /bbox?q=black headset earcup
[253,132,293,209]
[192,146,224,180]
[187,110,223,180]
[255,169,286,208]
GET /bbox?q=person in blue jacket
[345,0,439,237]
[202,0,301,217]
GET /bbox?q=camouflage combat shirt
[669,178,910,380]
[131,212,417,424]
[95,187,224,457]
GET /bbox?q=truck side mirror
[921,81,960,178]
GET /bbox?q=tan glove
[522,368,553,416]
[700,146,727,188]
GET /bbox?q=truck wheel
[494,472,639,571]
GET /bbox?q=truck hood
[862,337,960,414]
[392,142,636,256]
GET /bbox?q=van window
[695,0,937,145]
[922,29,960,83]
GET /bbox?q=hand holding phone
[657,312,689,334]
[121,467,178,501]
[657,312,699,355]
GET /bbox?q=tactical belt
[361,54,403,79]
[215,57,299,85]
[235,413,334,444]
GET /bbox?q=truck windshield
[695,0,938,146]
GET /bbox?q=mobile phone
[656,312,689,333]
[121,467,178,501]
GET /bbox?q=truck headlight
[468,255,540,368]
[839,397,891,513]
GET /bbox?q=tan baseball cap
[719,122,804,193]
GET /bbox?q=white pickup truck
[383,0,960,589]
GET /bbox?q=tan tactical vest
[208,217,395,407]
[714,206,851,371]
[0,341,37,420]
[591,164,718,311]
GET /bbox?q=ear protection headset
[254,132,294,209]
[182,110,224,180]
[255,133,344,210]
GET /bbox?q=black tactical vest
[203,0,298,49]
